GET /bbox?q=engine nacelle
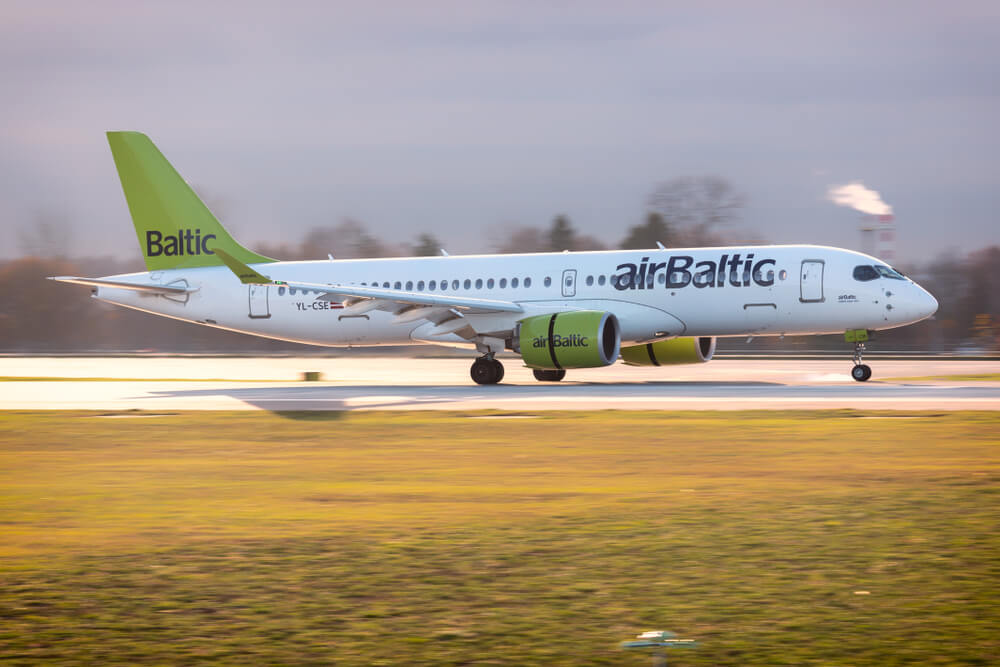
[514,311,620,370]
[620,337,716,366]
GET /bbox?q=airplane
[50,132,938,384]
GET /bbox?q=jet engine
[620,337,716,366]
[514,311,620,369]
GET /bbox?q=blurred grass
[0,410,997,665]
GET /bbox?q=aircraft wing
[47,276,196,295]
[214,248,524,315]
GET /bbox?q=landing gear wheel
[471,358,504,385]
[533,368,567,382]
[851,364,872,382]
[850,340,872,382]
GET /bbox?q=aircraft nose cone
[914,285,938,321]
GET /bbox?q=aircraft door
[799,260,825,303]
[562,269,577,297]
[248,284,271,318]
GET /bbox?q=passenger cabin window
[417,280,424,291]
[544,276,551,287]
[500,278,507,288]
[278,286,286,296]
[406,281,413,290]
[452,280,460,290]
[475,278,483,289]
[394,281,401,290]
[524,277,531,288]
[487,278,494,289]
[598,275,606,286]
[512,277,519,288]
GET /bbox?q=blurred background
[2,1,997,353]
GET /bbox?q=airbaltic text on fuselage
[614,254,776,290]
[146,229,216,257]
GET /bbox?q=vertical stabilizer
[106,131,275,270]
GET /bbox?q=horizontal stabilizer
[47,276,195,294]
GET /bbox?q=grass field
[1,410,997,665]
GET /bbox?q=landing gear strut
[851,341,872,382]
[533,368,566,382]
[470,355,504,385]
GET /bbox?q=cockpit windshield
[853,264,906,281]
[853,265,879,281]
[874,265,906,280]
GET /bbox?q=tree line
[2,176,996,352]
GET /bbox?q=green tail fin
[106,131,275,271]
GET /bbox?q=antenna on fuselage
[328,254,335,261]
[656,241,666,250]
[439,249,449,257]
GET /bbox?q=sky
[1,0,997,264]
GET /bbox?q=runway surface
[1,356,998,411]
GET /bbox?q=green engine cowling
[514,311,620,370]
[620,337,716,366]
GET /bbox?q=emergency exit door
[799,260,825,303]
[562,269,577,297]
[248,284,271,318]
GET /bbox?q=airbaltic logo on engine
[613,253,777,290]
[146,229,217,257]
[533,334,589,349]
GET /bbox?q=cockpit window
[874,265,906,280]
[853,265,879,281]
[854,264,906,281]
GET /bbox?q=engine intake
[620,337,716,366]
[515,311,620,369]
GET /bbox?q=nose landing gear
[470,355,505,385]
[846,329,872,382]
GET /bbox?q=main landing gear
[470,355,505,385]
[851,341,872,382]
[533,368,566,382]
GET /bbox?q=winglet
[214,248,277,285]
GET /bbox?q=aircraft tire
[471,358,501,385]
[851,364,872,382]
[533,368,567,382]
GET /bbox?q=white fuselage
[91,245,938,349]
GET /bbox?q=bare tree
[17,212,74,258]
[647,176,745,245]
[412,233,442,256]
[547,215,575,251]
[620,212,672,249]
[299,219,394,259]
[495,225,545,254]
